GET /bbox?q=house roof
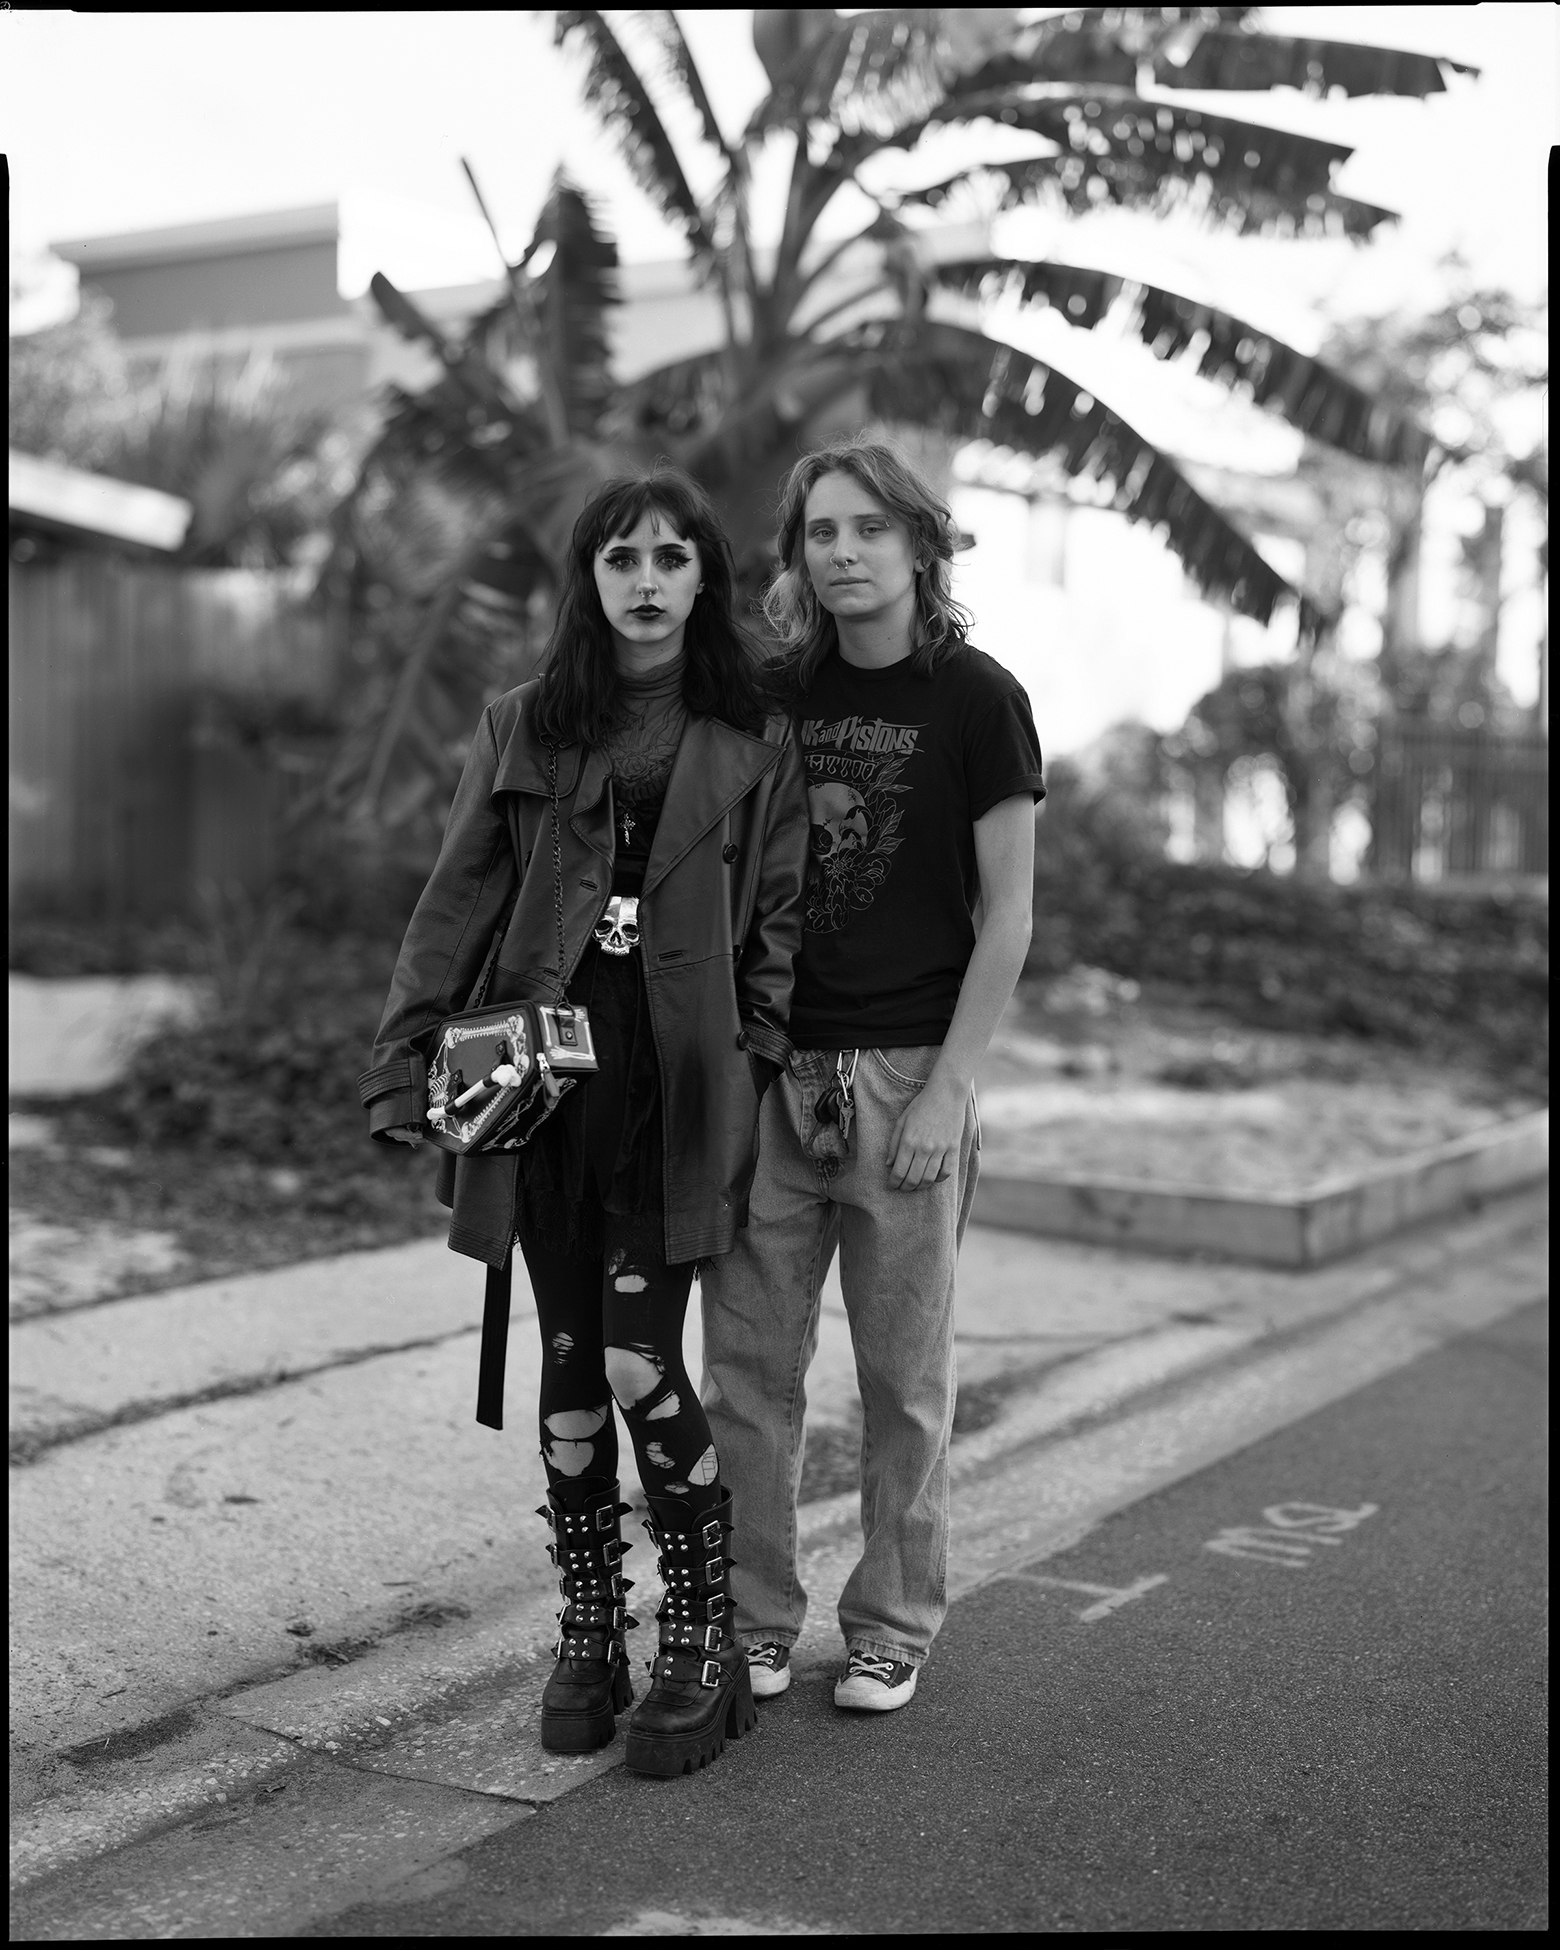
[51,204,338,272]
[9,450,193,552]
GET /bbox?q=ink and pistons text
[801,715,923,758]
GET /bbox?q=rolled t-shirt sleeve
[966,679,1046,820]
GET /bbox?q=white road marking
[1204,1501,1379,1567]
[999,1571,1169,1621]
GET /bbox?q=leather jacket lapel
[491,715,612,868]
[568,747,613,866]
[643,718,783,897]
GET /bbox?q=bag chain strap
[548,745,571,1011]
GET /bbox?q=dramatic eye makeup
[600,545,692,570]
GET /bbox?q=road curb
[975,1109,1548,1266]
[9,1184,1548,1897]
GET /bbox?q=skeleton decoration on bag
[425,1004,596,1154]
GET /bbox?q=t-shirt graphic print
[789,646,1045,1051]
[802,713,924,933]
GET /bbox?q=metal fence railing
[1370,724,1548,882]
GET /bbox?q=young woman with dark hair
[701,437,1045,1716]
[360,467,810,1775]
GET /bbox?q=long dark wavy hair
[763,437,972,695]
[532,466,771,748]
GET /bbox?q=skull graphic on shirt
[808,781,870,859]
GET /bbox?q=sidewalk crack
[9,1326,480,1466]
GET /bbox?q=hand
[747,1052,782,1099]
[385,1125,424,1149]
[885,1073,967,1192]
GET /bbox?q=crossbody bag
[423,745,598,1157]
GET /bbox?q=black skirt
[514,938,665,1258]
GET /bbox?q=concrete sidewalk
[9,1185,1548,1895]
[9,1198,1548,1934]
[10,1218,1215,1753]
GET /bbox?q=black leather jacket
[360,678,810,1268]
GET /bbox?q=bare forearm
[929,899,1032,1096]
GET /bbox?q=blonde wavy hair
[763,437,972,692]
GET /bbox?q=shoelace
[847,1653,900,1683]
[747,1642,786,1669]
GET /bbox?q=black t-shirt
[789,644,1045,1049]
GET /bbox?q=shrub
[1033,758,1549,1093]
[103,926,403,1166]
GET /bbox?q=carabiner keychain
[816,1048,859,1143]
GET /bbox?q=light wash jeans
[701,1045,979,1669]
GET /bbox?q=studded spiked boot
[538,1476,638,1753]
[623,1491,757,1777]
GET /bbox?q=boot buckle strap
[594,1504,618,1532]
[700,1659,721,1689]
[602,1538,624,1564]
[700,1517,723,1549]
[705,1595,725,1622]
[704,1555,724,1584]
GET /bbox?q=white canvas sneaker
[833,1651,917,1712]
[745,1641,792,1699]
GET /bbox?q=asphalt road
[307,1298,1549,1937]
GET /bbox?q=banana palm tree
[320,174,629,840]
[329,5,1475,842]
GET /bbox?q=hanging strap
[475,1253,513,1429]
[474,747,571,1431]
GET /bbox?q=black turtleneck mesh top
[599,653,688,896]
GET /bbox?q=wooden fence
[9,556,336,922]
[1371,723,1548,882]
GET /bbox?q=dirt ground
[8,975,1544,1317]
[7,1122,446,1321]
[983,975,1543,1194]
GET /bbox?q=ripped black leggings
[519,1217,721,1517]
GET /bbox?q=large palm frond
[927,256,1432,468]
[748,8,958,140]
[635,9,738,165]
[857,315,1326,636]
[552,10,717,263]
[755,8,1475,146]
[1149,23,1477,97]
[466,179,621,443]
[894,96,1393,238]
[951,9,1476,98]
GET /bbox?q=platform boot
[623,1491,757,1777]
[537,1476,638,1752]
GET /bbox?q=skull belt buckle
[594,895,640,956]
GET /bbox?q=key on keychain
[816,1051,858,1142]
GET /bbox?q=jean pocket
[869,1045,941,1092]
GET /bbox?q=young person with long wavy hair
[701,438,1045,1715]
[360,468,809,1775]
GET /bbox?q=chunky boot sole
[623,1664,758,1777]
[540,1660,635,1754]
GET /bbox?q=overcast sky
[5,6,1548,756]
[4,5,1552,320]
